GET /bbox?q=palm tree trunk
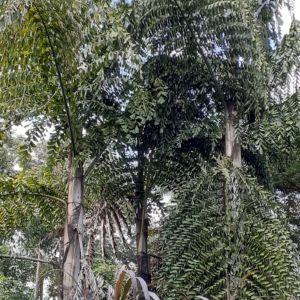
[63,152,84,299]
[136,207,150,283]
[224,99,242,300]
[135,150,151,289]
[225,99,241,168]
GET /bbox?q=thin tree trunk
[136,207,150,283]
[34,249,41,300]
[225,99,241,168]
[0,254,54,264]
[58,239,63,300]
[135,150,151,293]
[63,152,84,299]
[224,99,242,300]
[40,275,44,300]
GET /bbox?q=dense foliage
[0,0,300,299]
[159,164,300,299]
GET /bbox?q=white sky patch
[13,164,22,171]
[12,121,54,140]
[295,1,300,20]
[12,121,31,137]
[281,2,300,36]
[12,122,54,171]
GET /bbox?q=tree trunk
[34,249,41,300]
[135,150,151,297]
[224,99,242,300]
[63,153,84,299]
[58,239,63,300]
[136,207,150,283]
[225,99,241,168]
[39,275,44,300]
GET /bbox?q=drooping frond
[142,0,273,115]
[158,163,300,299]
[73,257,101,300]
[85,181,132,261]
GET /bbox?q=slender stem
[226,273,231,300]
[138,144,155,252]
[84,153,101,180]
[225,187,231,234]
[0,254,57,265]
[35,6,77,156]
[1,192,66,206]
[57,240,63,300]
[286,179,300,192]
[34,248,41,300]
[223,166,231,299]
[148,253,162,259]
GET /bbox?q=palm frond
[158,165,300,299]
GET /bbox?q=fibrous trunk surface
[63,154,84,299]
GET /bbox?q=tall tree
[140,0,300,298]
[0,0,133,298]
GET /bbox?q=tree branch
[286,179,300,193]
[148,253,162,259]
[0,254,58,265]
[1,192,66,206]
[84,153,101,180]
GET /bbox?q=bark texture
[224,99,242,300]
[136,207,151,284]
[63,155,84,300]
[225,99,241,168]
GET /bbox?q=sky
[281,1,300,35]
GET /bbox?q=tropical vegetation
[0,0,300,299]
